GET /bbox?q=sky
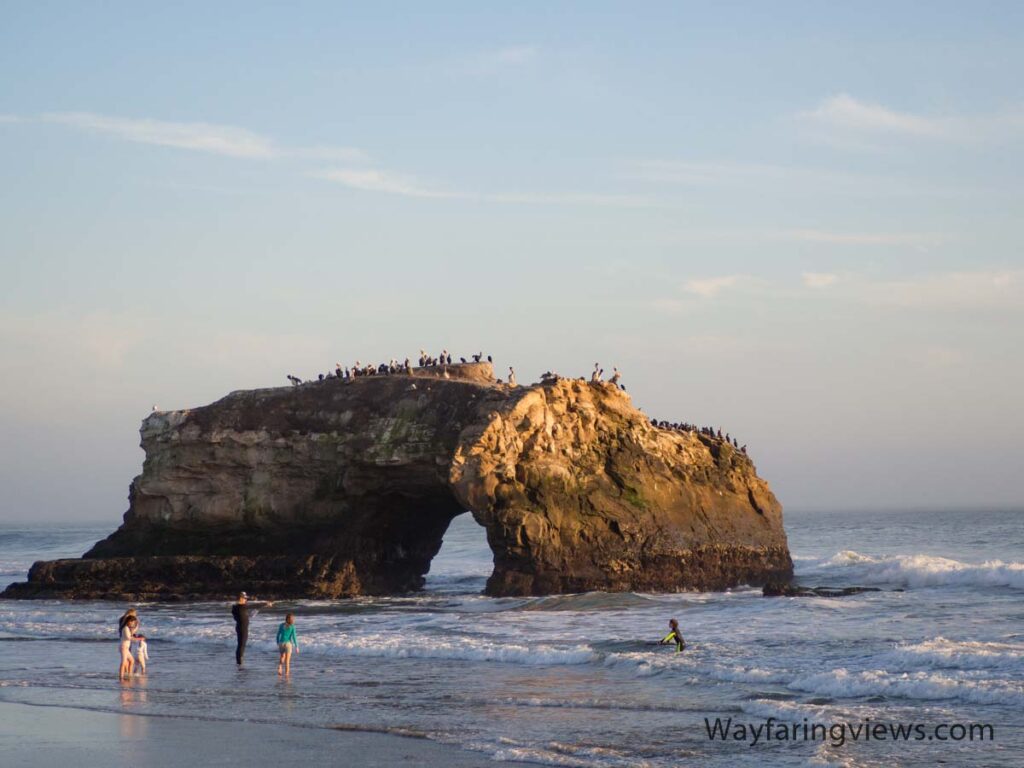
[1,1,1022,522]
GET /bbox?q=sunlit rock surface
[4,363,792,599]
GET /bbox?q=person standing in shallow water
[231,592,272,666]
[659,618,685,652]
[276,613,299,676]
[118,615,138,679]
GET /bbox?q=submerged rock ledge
[4,362,792,599]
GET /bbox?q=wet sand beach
[0,701,518,768]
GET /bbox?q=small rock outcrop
[762,583,883,598]
[4,363,792,600]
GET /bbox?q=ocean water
[1,509,1022,767]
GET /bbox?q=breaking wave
[803,550,1024,590]
[881,637,1024,672]
[788,668,1024,707]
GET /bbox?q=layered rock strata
[4,363,792,599]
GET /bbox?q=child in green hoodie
[276,613,299,675]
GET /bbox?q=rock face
[4,363,792,600]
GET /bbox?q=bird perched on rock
[508,366,517,387]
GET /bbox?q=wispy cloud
[862,270,1021,310]
[36,111,365,161]
[804,269,1023,310]
[42,112,277,158]
[286,144,367,162]
[773,229,943,248]
[652,275,764,314]
[802,272,840,289]
[9,110,677,207]
[798,93,1024,144]
[636,160,799,187]
[682,275,748,298]
[312,168,458,198]
[484,190,663,208]
[314,167,668,208]
[800,94,950,139]
[631,159,965,198]
[461,45,540,75]
[658,270,1022,313]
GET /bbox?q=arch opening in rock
[2,363,794,601]
[424,511,495,593]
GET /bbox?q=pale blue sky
[1,2,1022,521]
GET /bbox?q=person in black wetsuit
[231,592,272,666]
[659,618,685,652]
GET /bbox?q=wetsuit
[231,602,262,664]
[660,629,685,652]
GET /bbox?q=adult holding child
[118,613,139,680]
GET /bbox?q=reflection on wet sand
[119,677,149,740]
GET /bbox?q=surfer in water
[659,618,685,652]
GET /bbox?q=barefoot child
[135,633,149,674]
[276,613,299,676]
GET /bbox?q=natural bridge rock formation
[4,362,792,600]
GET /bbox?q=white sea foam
[882,637,1024,672]
[304,632,597,666]
[810,550,1024,589]
[600,650,793,686]
[739,698,828,722]
[706,665,792,684]
[468,736,657,768]
[788,668,1024,707]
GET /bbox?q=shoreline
[0,700,521,767]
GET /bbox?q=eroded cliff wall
[4,363,792,599]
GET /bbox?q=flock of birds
[286,349,497,386]
[650,420,747,454]
[280,351,746,453]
